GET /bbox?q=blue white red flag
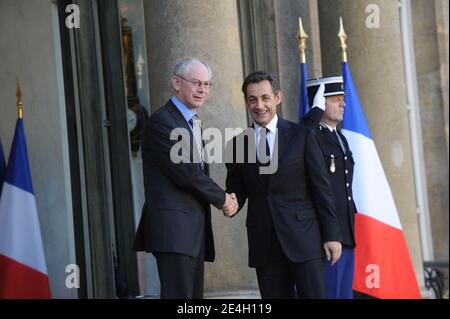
[298,63,309,121]
[0,119,51,298]
[342,62,420,299]
[0,138,5,196]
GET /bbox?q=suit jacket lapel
[167,101,205,171]
[275,119,291,160]
[266,118,291,189]
[167,100,193,134]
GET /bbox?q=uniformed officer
[301,76,356,299]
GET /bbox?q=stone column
[411,0,449,262]
[274,0,323,122]
[143,0,256,293]
[434,0,449,156]
[318,0,425,287]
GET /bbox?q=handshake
[222,193,238,218]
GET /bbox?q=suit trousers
[154,239,205,299]
[256,229,325,299]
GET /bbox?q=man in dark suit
[133,58,238,299]
[302,77,357,299]
[224,71,342,299]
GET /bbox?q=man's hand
[223,193,238,217]
[323,241,342,266]
[313,83,326,110]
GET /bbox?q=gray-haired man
[133,58,237,298]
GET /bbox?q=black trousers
[154,234,205,300]
[154,251,205,299]
[256,231,325,299]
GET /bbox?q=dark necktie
[258,127,271,163]
[265,128,271,158]
[257,127,271,186]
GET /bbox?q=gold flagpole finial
[296,17,308,64]
[338,16,348,63]
[16,80,23,119]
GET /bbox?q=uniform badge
[330,154,336,174]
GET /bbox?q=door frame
[57,0,138,298]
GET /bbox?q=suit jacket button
[348,196,352,201]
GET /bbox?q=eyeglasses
[176,75,212,90]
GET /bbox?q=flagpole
[296,17,308,63]
[296,17,310,120]
[16,81,23,119]
[338,17,348,63]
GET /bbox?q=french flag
[0,119,51,298]
[341,62,421,298]
[298,62,309,121]
[0,138,5,195]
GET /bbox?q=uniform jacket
[302,107,357,247]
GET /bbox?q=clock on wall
[127,108,138,132]
[121,16,149,154]
[127,103,148,153]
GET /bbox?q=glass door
[117,0,159,297]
